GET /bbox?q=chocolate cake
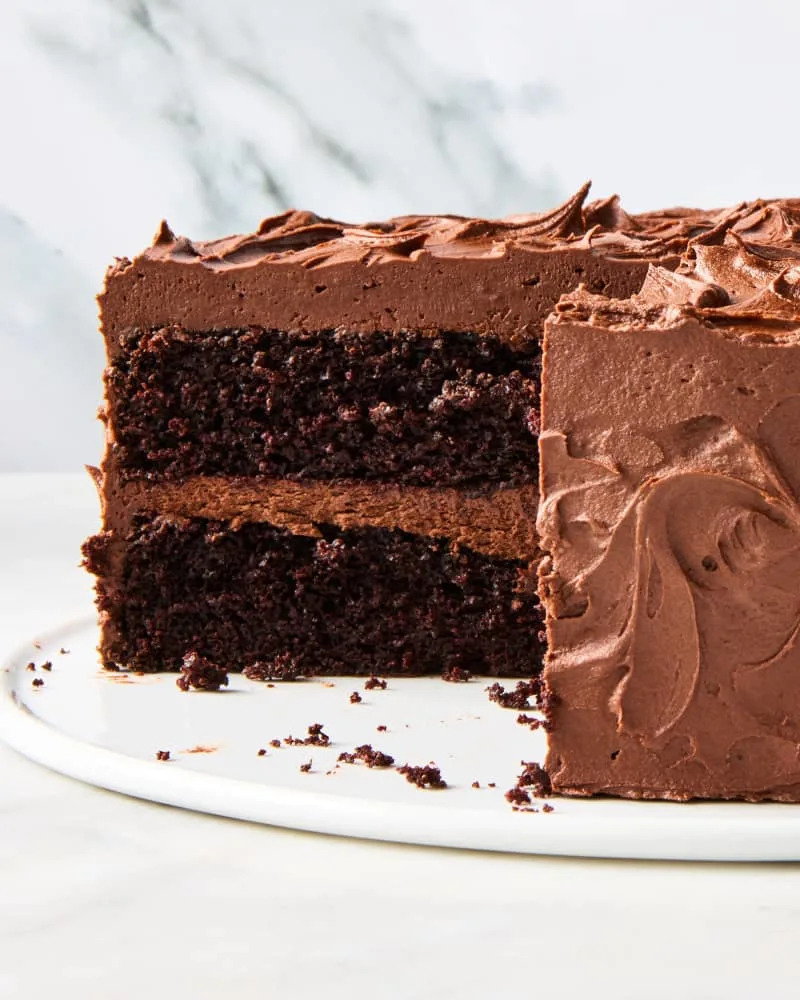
[538,201,800,800]
[83,182,800,802]
[85,184,711,679]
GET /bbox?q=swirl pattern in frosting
[141,187,800,270]
[102,186,800,349]
[539,215,800,801]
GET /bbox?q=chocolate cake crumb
[398,763,447,789]
[243,653,301,682]
[25,662,35,672]
[505,760,552,809]
[177,651,229,692]
[40,661,53,672]
[486,678,541,710]
[505,786,531,806]
[338,744,395,768]
[32,641,41,650]
[257,748,267,756]
[32,677,44,688]
[357,745,394,768]
[350,691,362,704]
[156,750,171,761]
[285,724,330,747]
[515,760,552,797]
[300,759,312,773]
[269,739,282,749]
[488,782,496,788]
[442,665,472,683]
[376,725,387,732]
[364,675,387,690]
[517,712,543,730]
[542,803,555,813]
[59,647,70,655]
[305,723,330,746]
[472,780,480,789]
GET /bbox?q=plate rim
[4,618,800,862]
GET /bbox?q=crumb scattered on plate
[397,763,447,789]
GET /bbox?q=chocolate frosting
[539,222,800,800]
[99,474,539,562]
[141,191,800,271]
[99,184,750,350]
[139,182,705,269]
[562,210,800,328]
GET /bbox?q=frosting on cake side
[539,222,800,801]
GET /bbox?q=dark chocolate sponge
[107,328,540,487]
[83,518,545,676]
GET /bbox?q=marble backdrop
[2,0,798,471]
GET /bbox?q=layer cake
[84,185,800,802]
[85,184,712,679]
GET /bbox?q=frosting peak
[658,235,800,323]
[139,183,754,271]
[556,216,800,334]
[132,191,800,278]
[638,266,730,308]
[145,185,609,269]
[697,198,800,248]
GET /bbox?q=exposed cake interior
[108,328,540,486]
[84,516,544,676]
[88,186,782,681]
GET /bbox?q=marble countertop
[1,473,800,998]
[3,1,800,475]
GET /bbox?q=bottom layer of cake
[83,516,545,676]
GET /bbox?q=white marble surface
[2,0,800,472]
[2,473,800,998]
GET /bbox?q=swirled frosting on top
[101,185,800,347]
[539,216,800,801]
[557,204,800,329]
[139,186,800,269]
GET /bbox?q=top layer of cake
[99,190,800,488]
[538,220,800,800]
[98,184,672,486]
[98,185,799,348]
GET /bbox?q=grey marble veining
[1,0,799,470]
[1,0,558,471]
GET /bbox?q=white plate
[3,619,800,861]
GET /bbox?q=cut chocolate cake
[538,201,800,800]
[84,183,800,801]
[85,184,711,679]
